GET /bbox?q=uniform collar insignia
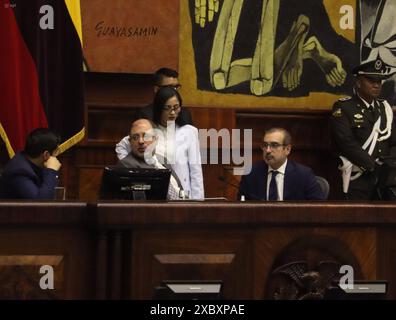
[332,108,342,117]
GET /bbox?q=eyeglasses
[130,133,156,142]
[260,142,286,150]
[163,104,181,113]
[156,84,182,90]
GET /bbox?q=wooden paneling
[130,229,252,299]
[95,202,396,299]
[0,202,395,299]
[78,166,104,201]
[377,228,396,299]
[87,106,139,142]
[0,202,94,299]
[0,255,63,299]
[84,72,153,107]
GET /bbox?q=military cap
[353,57,396,80]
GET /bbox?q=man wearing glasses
[238,127,324,201]
[116,119,185,200]
[116,119,158,168]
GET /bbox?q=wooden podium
[1,201,396,299]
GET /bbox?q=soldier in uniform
[331,58,396,200]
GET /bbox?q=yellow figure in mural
[194,0,347,96]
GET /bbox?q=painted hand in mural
[276,15,310,92]
[195,0,220,27]
[197,0,347,95]
[277,15,346,91]
[302,36,346,87]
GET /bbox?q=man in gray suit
[117,119,185,200]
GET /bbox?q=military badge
[338,96,351,101]
[332,108,342,117]
[375,59,382,71]
[354,113,363,119]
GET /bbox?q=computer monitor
[100,166,171,200]
[153,280,223,300]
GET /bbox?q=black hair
[152,86,186,127]
[153,68,179,86]
[23,128,60,158]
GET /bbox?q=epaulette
[338,96,351,102]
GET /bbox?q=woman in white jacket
[116,87,204,199]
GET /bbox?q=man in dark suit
[136,67,193,125]
[330,58,396,200]
[0,128,61,199]
[238,127,324,201]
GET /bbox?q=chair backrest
[316,176,330,200]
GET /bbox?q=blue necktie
[268,170,279,201]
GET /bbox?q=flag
[0,0,85,158]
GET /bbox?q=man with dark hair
[238,127,324,201]
[0,128,61,199]
[136,67,193,125]
[153,67,180,89]
[331,58,396,200]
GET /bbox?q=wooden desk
[1,201,396,299]
[0,202,94,299]
[95,202,396,299]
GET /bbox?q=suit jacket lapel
[157,154,184,190]
[355,95,375,124]
[168,166,184,190]
[283,161,294,200]
[257,161,268,200]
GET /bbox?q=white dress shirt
[266,159,287,201]
[357,92,377,110]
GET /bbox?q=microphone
[218,176,264,201]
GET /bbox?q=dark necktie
[372,101,380,119]
[268,170,279,201]
[368,101,379,121]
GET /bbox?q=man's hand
[45,156,62,171]
[367,163,382,187]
